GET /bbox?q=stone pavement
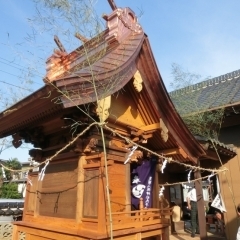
[170,232,226,240]
[169,221,226,240]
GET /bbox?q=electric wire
[0,56,44,86]
[0,80,33,92]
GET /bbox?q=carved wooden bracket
[19,127,47,148]
[160,119,168,142]
[96,95,111,122]
[73,137,98,154]
[12,133,22,149]
[125,126,154,148]
[126,150,143,163]
[29,149,43,162]
[133,70,143,92]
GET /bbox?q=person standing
[237,204,240,240]
[187,186,199,238]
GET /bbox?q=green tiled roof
[169,69,240,115]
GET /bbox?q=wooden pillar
[12,225,19,240]
[98,164,107,232]
[194,160,208,240]
[125,163,131,212]
[76,155,86,223]
[153,170,160,208]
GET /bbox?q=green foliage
[3,158,22,180]
[181,109,224,139]
[170,63,224,139]
[0,182,22,199]
[0,158,22,199]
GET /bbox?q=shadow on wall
[220,125,240,147]
[224,209,239,240]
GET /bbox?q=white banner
[211,193,226,212]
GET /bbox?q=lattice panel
[1,223,12,240]
[0,223,25,240]
[19,231,25,240]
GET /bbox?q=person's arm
[187,196,191,210]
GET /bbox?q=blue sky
[1,0,240,161]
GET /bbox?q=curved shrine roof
[0,6,207,163]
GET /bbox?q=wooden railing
[106,208,170,231]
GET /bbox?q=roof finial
[108,0,117,10]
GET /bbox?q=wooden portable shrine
[0,2,207,240]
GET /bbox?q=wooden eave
[0,85,64,138]
[120,79,193,163]
[136,36,206,163]
[199,141,236,161]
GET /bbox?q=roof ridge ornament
[105,7,142,45]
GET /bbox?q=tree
[169,63,224,139]
[3,158,22,180]
[0,158,22,199]
[0,182,22,199]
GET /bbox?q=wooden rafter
[75,32,89,43]
[157,147,188,158]
[54,35,67,53]
[108,0,117,10]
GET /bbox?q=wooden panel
[110,93,145,127]
[42,161,78,188]
[39,189,77,218]
[110,197,126,212]
[23,215,78,229]
[219,148,240,240]
[83,169,99,218]
[38,160,78,219]
[107,163,127,212]
[25,174,38,214]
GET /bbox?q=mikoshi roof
[0,4,207,164]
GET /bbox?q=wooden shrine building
[170,69,240,240]
[0,2,211,240]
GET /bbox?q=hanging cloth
[131,159,157,209]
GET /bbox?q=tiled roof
[169,69,240,114]
[195,135,237,156]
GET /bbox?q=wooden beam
[178,147,188,159]
[75,32,89,43]
[157,147,188,158]
[157,148,179,156]
[54,35,67,53]
[83,160,114,169]
[139,118,168,142]
[108,0,117,10]
[140,123,160,131]
[131,129,144,136]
